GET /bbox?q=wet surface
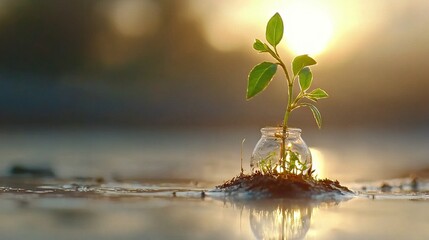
[1,176,427,200]
[0,128,428,239]
[0,177,427,239]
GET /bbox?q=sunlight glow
[187,0,335,55]
[186,0,404,69]
[310,148,325,179]
[280,2,334,56]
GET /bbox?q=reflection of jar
[249,204,312,240]
[250,127,312,175]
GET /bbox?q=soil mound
[215,172,352,199]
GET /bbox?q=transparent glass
[250,127,312,175]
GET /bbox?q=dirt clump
[216,172,352,198]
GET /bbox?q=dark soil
[215,172,353,199]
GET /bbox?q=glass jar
[250,127,312,175]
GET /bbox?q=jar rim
[260,127,301,134]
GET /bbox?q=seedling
[247,13,329,176]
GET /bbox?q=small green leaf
[266,13,283,47]
[247,62,278,100]
[305,96,318,102]
[292,55,317,76]
[289,151,299,161]
[308,88,329,99]
[298,67,312,91]
[302,103,322,128]
[253,39,269,52]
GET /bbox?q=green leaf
[305,96,318,102]
[289,151,299,161]
[298,67,312,91]
[308,88,329,99]
[253,39,269,52]
[292,55,317,76]
[266,13,283,47]
[302,103,322,129]
[247,62,278,100]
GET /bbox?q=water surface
[0,128,428,239]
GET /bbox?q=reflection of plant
[249,203,312,240]
[247,13,328,177]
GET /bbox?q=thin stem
[268,47,291,84]
[271,46,294,128]
[291,92,305,109]
[283,83,294,128]
[273,46,295,170]
[268,46,298,174]
[240,138,245,175]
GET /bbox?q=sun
[280,2,334,56]
[188,0,337,55]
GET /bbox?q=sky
[0,0,428,129]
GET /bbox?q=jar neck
[260,127,302,138]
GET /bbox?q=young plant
[247,13,329,176]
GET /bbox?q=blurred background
[0,0,428,182]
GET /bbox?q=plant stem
[270,47,293,127]
[268,48,291,84]
[283,83,293,128]
[280,82,294,171]
[271,46,295,173]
